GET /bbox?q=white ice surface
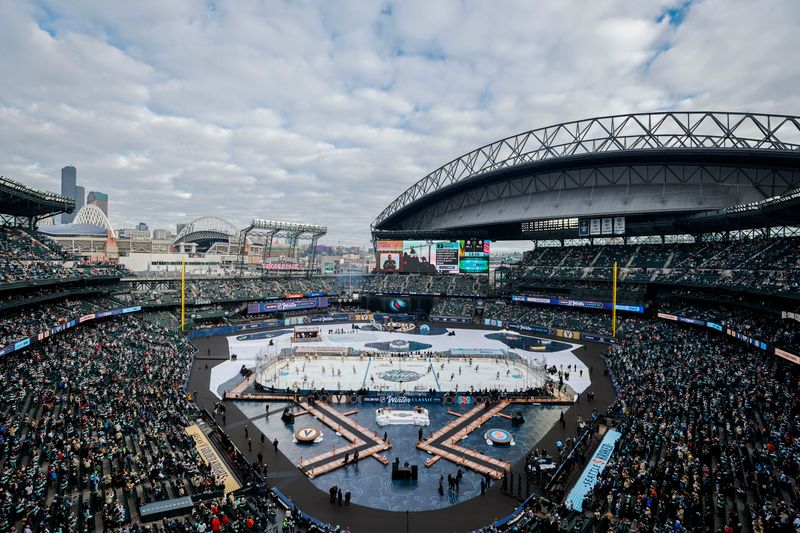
[208,324,593,398]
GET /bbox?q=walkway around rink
[418,400,512,479]
[297,400,391,478]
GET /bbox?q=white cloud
[0,0,798,244]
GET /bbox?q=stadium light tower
[237,219,328,278]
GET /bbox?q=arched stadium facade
[373,111,800,240]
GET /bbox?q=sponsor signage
[308,314,351,324]
[581,334,618,344]
[782,311,800,323]
[429,316,472,324]
[726,329,767,350]
[185,424,241,494]
[362,395,443,404]
[775,348,800,364]
[565,429,621,511]
[508,322,551,335]
[247,296,329,314]
[513,295,644,314]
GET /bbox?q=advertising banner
[508,323,551,335]
[677,316,706,326]
[247,296,329,314]
[429,316,472,324]
[775,348,800,365]
[513,295,644,314]
[581,334,618,344]
[362,394,443,404]
[308,314,351,324]
[565,429,621,511]
[555,328,580,340]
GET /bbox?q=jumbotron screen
[375,239,490,273]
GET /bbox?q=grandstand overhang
[372,112,800,240]
[0,176,75,227]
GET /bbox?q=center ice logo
[377,369,424,383]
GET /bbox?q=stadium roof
[73,204,116,238]
[40,223,108,237]
[0,176,74,218]
[372,111,800,240]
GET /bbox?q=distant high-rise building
[61,166,77,223]
[74,185,85,213]
[152,228,173,240]
[119,228,151,240]
[136,222,149,232]
[176,223,187,235]
[87,191,109,216]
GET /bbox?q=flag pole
[181,255,186,331]
[612,260,617,337]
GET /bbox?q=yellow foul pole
[612,260,618,337]
[181,255,186,331]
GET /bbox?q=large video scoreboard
[375,239,491,273]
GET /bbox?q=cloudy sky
[1,0,799,245]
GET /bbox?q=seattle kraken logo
[377,369,423,383]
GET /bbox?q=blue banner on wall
[247,297,328,314]
[565,429,621,511]
[512,295,644,314]
[429,315,472,324]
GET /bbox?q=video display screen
[375,239,490,273]
[458,239,490,273]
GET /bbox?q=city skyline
[2,1,799,245]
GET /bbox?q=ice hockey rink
[256,354,538,393]
[208,323,592,398]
